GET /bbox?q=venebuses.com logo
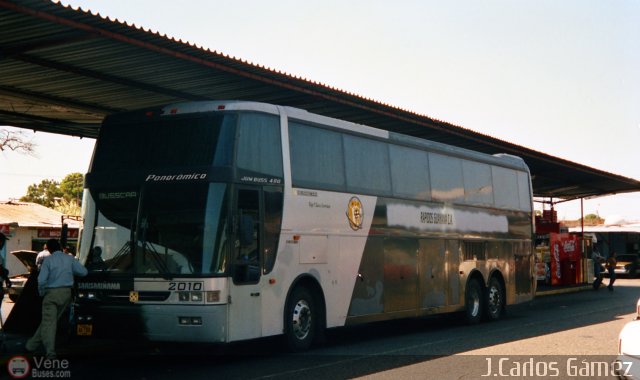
[6,355,72,379]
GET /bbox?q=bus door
[446,240,461,306]
[383,238,418,312]
[228,187,263,341]
[419,239,447,309]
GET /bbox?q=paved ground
[1,278,637,379]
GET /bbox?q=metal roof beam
[0,85,118,115]
[1,32,98,58]
[14,53,209,102]
[0,108,75,125]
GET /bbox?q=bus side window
[263,188,283,274]
[235,189,260,283]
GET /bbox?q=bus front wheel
[284,286,316,352]
[465,277,484,324]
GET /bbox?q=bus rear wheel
[465,277,484,324]
[285,286,316,352]
[485,277,505,321]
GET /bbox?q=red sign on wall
[37,228,79,239]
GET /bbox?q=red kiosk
[536,209,583,286]
[549,233,581,285]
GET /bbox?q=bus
[74,100,536,351]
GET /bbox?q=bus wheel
[285,286,316,352]
[465,277,484,324]
[485,277,505,321]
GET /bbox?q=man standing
[0,232,10,295]
[36,243,50,269]
[592,248,605,290]
[606,252,617,291]
[26,238,87,359]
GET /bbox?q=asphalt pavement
[1,278,637,379]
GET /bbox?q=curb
[536,285,592,297]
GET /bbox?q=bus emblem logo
[346,196,364,231]
[129,291,139,303]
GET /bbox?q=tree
[0,128,37,155]
[20,172,84,211]
[583,213,603,226]
[20,179,63,208]
[59,172,84,204]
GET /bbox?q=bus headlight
[190,292,203,302]
[78,291,97,300]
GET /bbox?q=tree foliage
[59,172,84,203]
[20,179,62,208]
[20,173,84,211]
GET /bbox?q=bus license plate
[77,324,93,336]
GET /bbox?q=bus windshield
[82,182,229,277]
[79,112,236,277]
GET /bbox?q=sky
[1,0,639,221]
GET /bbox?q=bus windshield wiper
[105,241,132,271]
[139,217,173,280]
[142,241,173,280]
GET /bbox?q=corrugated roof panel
[0,0,639,200]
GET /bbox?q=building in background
[569,217,640,258]
[0,200,80,276]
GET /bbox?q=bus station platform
[535,283,593,296]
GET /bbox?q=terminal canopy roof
[2,0,640,201]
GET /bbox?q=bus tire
[284,286,316,352]
[485,276,505,321]
[465,277,484,324]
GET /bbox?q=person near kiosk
[606,252,617,291]
[592,247,605,290]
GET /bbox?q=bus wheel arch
[464,271,485,324]
[283,275,326,352]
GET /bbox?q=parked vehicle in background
[615,298,640,379]
[613,254,640,278]
[7,250,37,302]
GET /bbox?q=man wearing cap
[26,238,87,359]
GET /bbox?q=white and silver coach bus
[74,100,536,351]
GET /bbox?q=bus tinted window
[94,114,235,171]
[462,160,494,206]
[344,134,392,195]
[517,171,532,211]
[429,153,464,202]
[236,113,283,177]
[492,166,520,210]
[289,122,346,190]
[263,187,283,274]
[389,145,430,201]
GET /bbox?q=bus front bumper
[74,303,228,343]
